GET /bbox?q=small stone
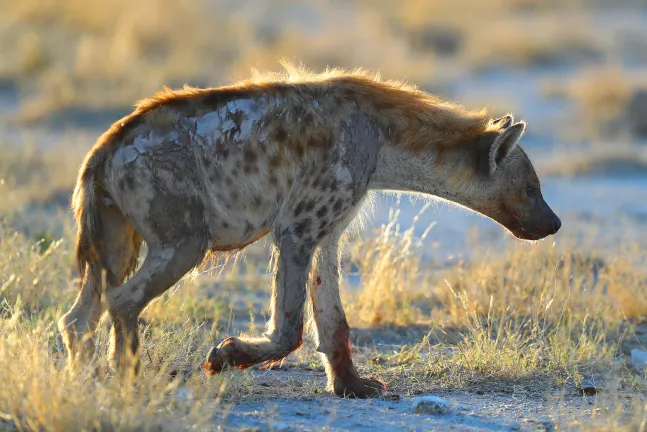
[412,396,451,414]
[510,421,521,430]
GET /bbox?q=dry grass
[2,1,647,429]
[2,171,647,429]
[342,211,646,395]
[0,0,636,127]
[542,67,647,139]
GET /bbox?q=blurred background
[1,0,647,260]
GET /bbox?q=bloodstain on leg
[330,321,355,380]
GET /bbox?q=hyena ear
[491,114,513,129]
[489,121,525,174]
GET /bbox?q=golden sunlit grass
[0,0,634,127]
[2,0,647,423]
[1,139,647,429]
[342,208,643,394]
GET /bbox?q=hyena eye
[526,186,535,197]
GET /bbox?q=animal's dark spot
[269,174,279,186]
[232,168,239,177]
[305,200,315,213]
[231,190,239,201]
[333,199,344,213]
[315,276,322,286]
[294,202,305,217]
[202,154,211,167]
[294,142,305,158]
[244,221,254,236]
[294,218,310,237]
[284,311,291,319]
[312,176,321,188]
[225,177,233,186]
[222,221,229,228]
[252,195,263,210]
[316,206,328,218]
[274,126,288,142]
[329,179,338,192]
[244,149,257,164]
[118,178,127,191]
[222,149,230,159]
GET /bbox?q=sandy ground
[206,367,619,431]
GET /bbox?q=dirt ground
[206,357,635,432]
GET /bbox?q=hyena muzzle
[58,68,560,398]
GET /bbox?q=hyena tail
[71,144,110,289]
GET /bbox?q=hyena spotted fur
[59,66,561,398]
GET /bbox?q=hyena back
[59,67,560,398]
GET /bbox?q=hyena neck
[370,142,474,204]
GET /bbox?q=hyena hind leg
[58,204,141,374]
[105,236,206,377]
[310,232,386,398]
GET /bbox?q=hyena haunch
[59,66,561,398]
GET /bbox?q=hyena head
[467,115,561,240]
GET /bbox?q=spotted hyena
[58,66,561,398]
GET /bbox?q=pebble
[412,396,451,414]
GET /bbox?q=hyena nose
[552,217,562,234]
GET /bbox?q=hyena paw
[333,376,386,398]
[203,337,255,375]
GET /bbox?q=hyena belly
[105,96,305,250]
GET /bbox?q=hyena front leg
[310,231,386,398]
[204,230,314,374]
